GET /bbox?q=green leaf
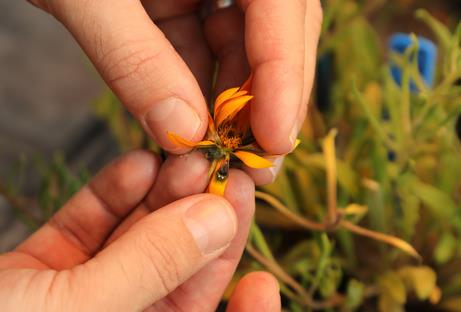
[319,263,342,298]
[434,232,457,265]
[309,234,334,295]
[249,222,275,262]
[408,178,459,224]
[415,9,451,49]
[346,279,365,310]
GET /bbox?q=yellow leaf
[398,266,437,300]
[378,293,405,312]
[341,204,368,216]
[321,129,338,224]
[378,271,406,304]
[233,151,273,169]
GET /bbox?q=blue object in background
[389,33,437,91]
[316,52,334,112]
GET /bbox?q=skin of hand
[0,150,281,312]
[26,0,322,184]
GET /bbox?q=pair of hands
[1,0,322,310]
[0,151,280,311]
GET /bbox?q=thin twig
[340,220,421,260]
[255,191,324,231]
[246,244,344,310]
[256,191,421,259]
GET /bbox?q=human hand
[27,0,322,184]
[0,151,280,311]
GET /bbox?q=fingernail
[144,98,201,148]
[184,199,237,254]
[289,122,300,148]
[269,156,285,182]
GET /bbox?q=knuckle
[100,39,167,89]
[110,150,160,193]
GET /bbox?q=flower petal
[215,95,254,127]
[240,74,253,93]
[208,113,216,133]
[207,159,229,196]
[214,87,239,116]
[214,90,249,117]
[233,151,273,169]
[167,132,215,148]
[294,139,301,149]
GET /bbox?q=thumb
[69,194,237,311]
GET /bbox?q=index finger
[29,0,209,152]
[238,0,322,154]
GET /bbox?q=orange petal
[207,160,229,196]
[215,95,253,127]
[214,90,249,117]
[167,132,215,148]
[240,74,253,93]
[214,87,239,116]
[207,113,217,135]
[233,151,273,169]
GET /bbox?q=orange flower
[167,76,298,195]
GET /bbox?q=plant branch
[255,191,324,231]
[246,244,344,310]
[340,220,421,260]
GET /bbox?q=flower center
[218,123,242,150]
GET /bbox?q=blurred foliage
[1,0,461,311]
[0,154,89,229]
[242,2,461,311]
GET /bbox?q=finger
[142,3,214,98]
[64,194,237,311]
[236,0,318,154]
[140,0,199,20]
[15,150,160,269]
[148,169,255,312]
[41,0,209,152]
[204,6,249,96]
[106,151,210,244]
[226,272,281,312]
[300,0,323,124]
[244,155,284,185]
